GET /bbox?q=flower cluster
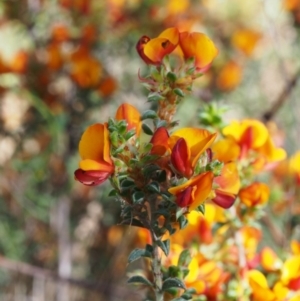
[74,26,297,301]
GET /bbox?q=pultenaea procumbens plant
[74,27,239,301]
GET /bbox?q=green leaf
[120,179,135,191]
[132,191,144,204]
[178,215,188,229]
[197,203,205,215]
[108,189,118,197]
[127,275,153,287]
[167,71,177,82]
[124,129,136,140]
[156,239,170,256]
[173,88,185,97]
[146,182,160,193]
[178,249,191,267]
[128,248,151,264]
[148,92,164,102]
[141,110,158,120]
[168,265,180,277]
[143,164,160,176]
[142,123,153,135]
[162,277,186,291]
[145,244,153,253]
[181,293,193,300]
[176,207,186,220]
[155,120,167,128]
[110,131,119,147]
[185,288,197,294]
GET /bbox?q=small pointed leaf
[142,123,153,135]
[173,88,185,97]
[128,248,151,264]
[141,110,158,120]
[127,275,153,287]
[162,277,186,291]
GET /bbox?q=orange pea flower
[136,28,179,65]
[222,119,286,163]
[239,182,270,207]
[115,103,141,136]
[179,31,218,71]
[213,162,240,209]
[168,171,214,210]
[136,27,218,70]
[169,128,217,178]
[74,123,114,186]
[150,127,170,156]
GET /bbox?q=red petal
[171,138,192,177]
[176,186,193,207]
[74,169,110,186]
[212,190,236,209]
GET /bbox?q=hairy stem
[151,233,164,301]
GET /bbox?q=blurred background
[0,0,299,300]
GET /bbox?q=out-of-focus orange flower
[239,182,270,207]
[179,31,218,71]
[97,76,117,97]
[59,0,90,14]
[284,0,300,10]
[136,28,179,65]
[167,0,190,16]
[9,50,28,73]
[281,256,300,291]
[291,240,300,255]
[51,24,70,43]
[222,119,286,164]
[216,61,243,91]
[247,270,279,301]
[241,226,262,261]
[231,29,261,56]
[81,24,97,45]
[69,49,102,88]
[289,151,300,185]
[170,204,227,246]
[74,123,114,186]
[115,103,141,136]
[46,43,64,71]
[186,255,229,297]
[260,247,281,272]
[168,171,214,210]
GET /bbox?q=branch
[262,69,300,122]
[0,255,143,298]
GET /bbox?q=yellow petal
[158,27,179,45]
[170,128,217,167]
[115,103,141,136]
[79,123,112,165]
[223,119,269,149]
[179,32,218,70]
[79,159,113,172]
[212,138,240,162]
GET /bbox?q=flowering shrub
[74,26,300,301]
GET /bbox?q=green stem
[151,232,164,301]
